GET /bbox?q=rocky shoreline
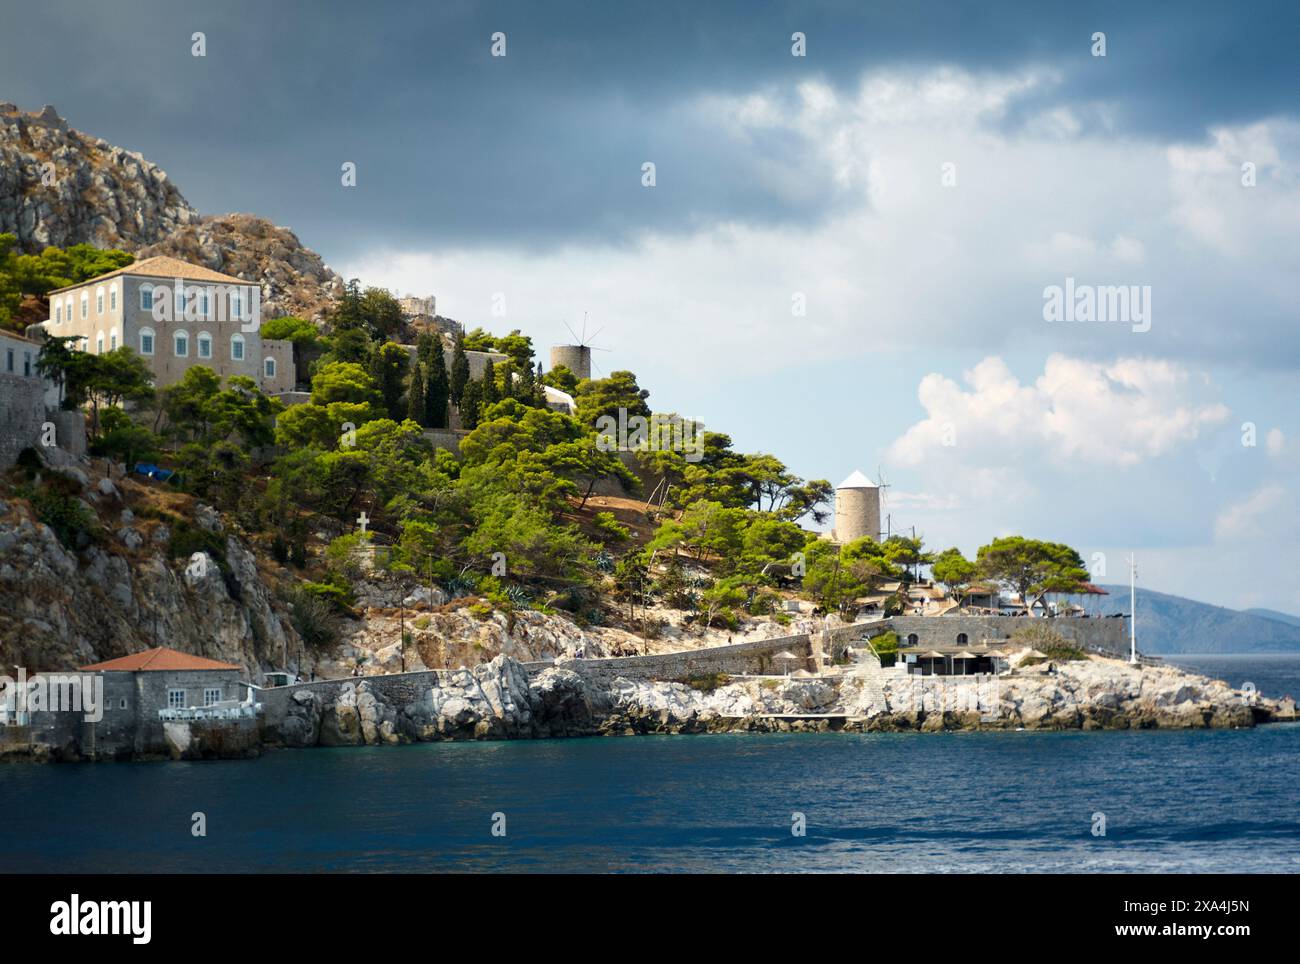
[257,652,1295,755]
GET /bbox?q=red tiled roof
[47,256,250,294]
[79,647,241,672]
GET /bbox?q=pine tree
[425,337,449,429]
[407,363,426,426]
[498,361,515,401]
[449,332,470,406]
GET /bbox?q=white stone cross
[357,511,369,534]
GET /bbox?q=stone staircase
[843,647,891,715]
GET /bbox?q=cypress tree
[369,342,408,421]
[416,331,436,367]
[460,378,483,430]
[407,363,426,426]
[449,332,470,406]
[482,360,499,407]
[534,361,547,406]
[497,361,515,401]
[517,361,536,406]
[425,336,449,429]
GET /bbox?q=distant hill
[1243,607,1300,629]
[1094,586,1300,654]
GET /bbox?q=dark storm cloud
[2,0,1297,259]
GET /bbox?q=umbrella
[773,650,803,676]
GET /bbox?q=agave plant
[443,574,476,597]
[504,584,532,608]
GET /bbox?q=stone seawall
[260,622,896,734]
[258,669,440,734]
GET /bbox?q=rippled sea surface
[5,713,1298,873]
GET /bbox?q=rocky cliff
[0,103,341,321]
[0,461,303,676]
[0,103,198,251]
[136,213,343,322]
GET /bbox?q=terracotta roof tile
[48,256,251,294]
[79,647,241,672]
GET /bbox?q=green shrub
[29,486,98,549]
[270,534,289,565]
[286,586,343,651]
[300,578,355,613]
[871,630,900,666]
[592,511,630,543]
[167,520,227,568]
[325,531,368,581]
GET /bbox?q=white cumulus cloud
[888,354,1230,469]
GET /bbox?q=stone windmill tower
[832,470,881,544]
[550,314,609,381]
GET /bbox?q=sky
[3,0,1299,612]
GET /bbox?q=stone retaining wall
[0,373,46,469]
[884,614,1130,656]
[539,632,820,683]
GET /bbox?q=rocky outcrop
[262,651,1287,752]
[136,213,344,322]
[0,103,341,321]
[0,467,303,677]
[0,103,198,252]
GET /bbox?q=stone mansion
[35,256,295,394]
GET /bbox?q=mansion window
[140,285,154,311]
[80,296,88,319]
[174,331,189,357]
[264,357,276,378]
[96,333,104,354]
[230,333,245,361]
[139,328,155,356]
[110,329,118,350]
[203,688,222,707]
[110,286,117,310]
[55,305,62,324]
[198,333,212,359]
[4,348,11,372]
[96,290,104,314]
[167,689,186,710]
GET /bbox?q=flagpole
[1128,553,1137,664]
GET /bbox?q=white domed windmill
[832,469,882,544]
